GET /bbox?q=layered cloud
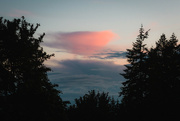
[48,59,125,103]
[44,31,119,55]
[90,49,127,59]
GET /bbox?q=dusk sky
[1,0,180,103]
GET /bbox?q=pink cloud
[9,10,35,18]
[45,31,119,55]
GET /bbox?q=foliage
[68,90,122,121]
[120,26,180,120]
[144,33,180,120]
[0,17,67,121]
[2,16,180,121]
[120,25,150,108]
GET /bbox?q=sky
[1,0,180,103]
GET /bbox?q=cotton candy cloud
[45,31,119,55]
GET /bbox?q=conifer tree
[119,25,150,113]
[145,33,180,119]
[119,26,180,120]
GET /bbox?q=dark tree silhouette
[119,25,150,120]
[3,16,180,121]
[120,25,180,120]
[0,17,67,121]
[145,33,180,120]
[68,90,121,121]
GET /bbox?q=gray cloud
[89,49,127,59]
[48,59,125,103]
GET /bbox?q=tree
[120,25,150,106]
[0,17,67,121]
[120,29,180,120]
[68,90,120,121]
[145,33,180,120]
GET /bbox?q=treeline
[119,26,180,120]
[68,26,180,121]
[1,17,180,121]
[67,90,123,121]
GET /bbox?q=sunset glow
[2,0,180,104]
[45,31,119,55]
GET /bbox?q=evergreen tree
[147,33,179,99]
[119,26,180,120]
[0,17,67,121]
[120,25,150,105]
[119,25,150,120]
[145,33,180,120]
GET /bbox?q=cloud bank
[48,59,125,103]
[45,31,119,55]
